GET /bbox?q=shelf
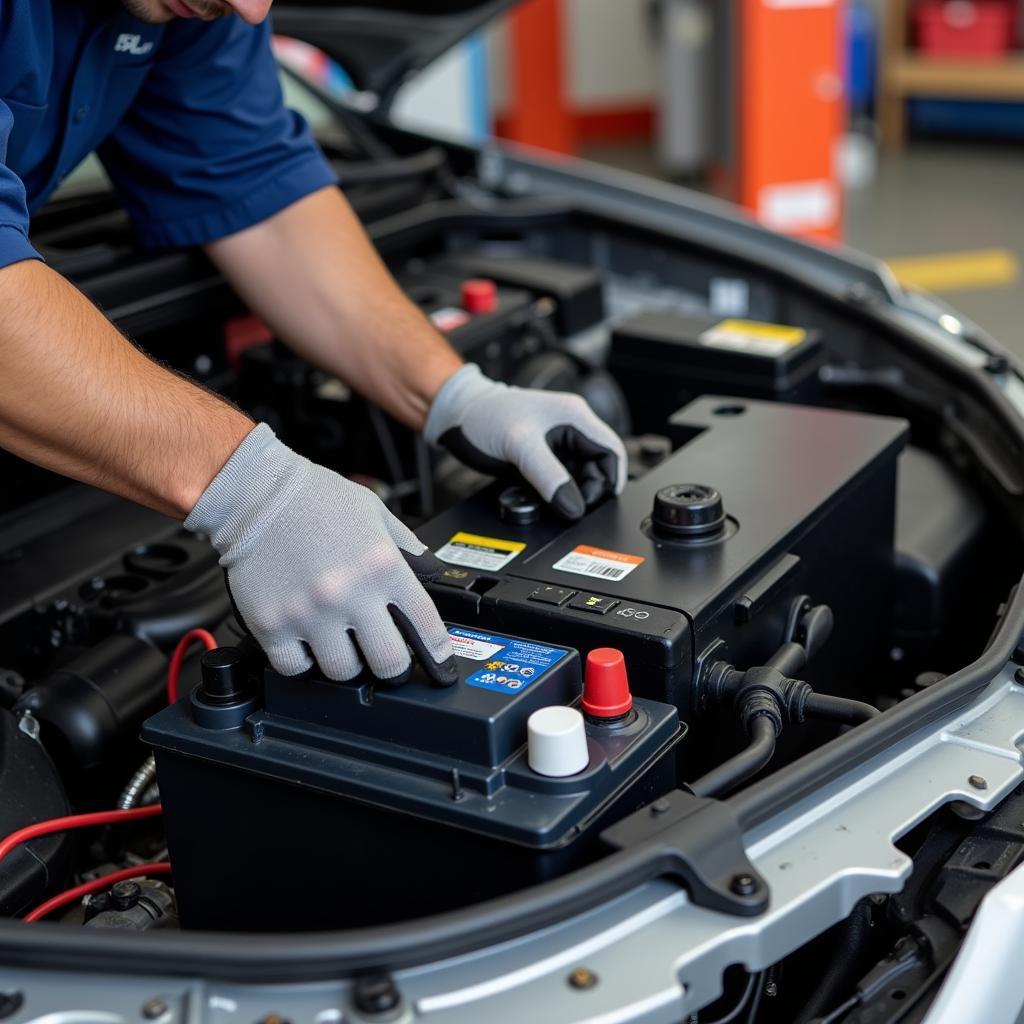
[889,54,1024,99]
[878,0,1024,147]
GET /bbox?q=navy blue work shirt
[0,0,337,271]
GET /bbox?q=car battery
[431,253,606,336]
[417,397,908,717]
[143,627,681,931]
[608,312,826,432]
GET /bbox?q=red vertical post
[501,0,576,155]
[738,0,844,243]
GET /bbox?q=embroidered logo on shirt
[114,33,154,56]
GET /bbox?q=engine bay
[3,129,1024,1021]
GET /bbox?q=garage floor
[582,140,1024,360]
[845,141,1023,358]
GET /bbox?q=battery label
[435,532,525,572]
[449,631,505,662]
[699,319,807,357]
[450,627,567,695]
[552,544,645,582]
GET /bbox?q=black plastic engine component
[0,486,221,674]
[828,791,1024,1023]
[395,264,536,367]
[608,312,825,433]
[144,627,681,931]
[893,446,995,672]
[84,878,177,931]
[418,397,908,716]
[0,709,72,917]
[15,635,167,771]
[434,253,606,336]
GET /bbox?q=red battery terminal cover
[461,278,499,314]
[582,648,633,719]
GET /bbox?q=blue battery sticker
[449,627,567,695]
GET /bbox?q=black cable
[690,716,778,798]
[366,405,409,511]
[764,640,808,678]
[804,693,880,725]
[806,946,958,1024]
[744,973,766,1024]
[277,62,393,161]
[414,437,435,520]
[887,948,959,1024]
[795,900,874,1024]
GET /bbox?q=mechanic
[0,0,626,685]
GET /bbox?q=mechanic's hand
[424,364,627,520]
[184,424,456,685]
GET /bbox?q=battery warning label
[435,532,525,572]
[449,627,567,695]
[699,319,807,358]
[552,544,644,582]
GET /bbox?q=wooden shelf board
[886,54,1024,99]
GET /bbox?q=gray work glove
[424,364,627,520]
[185,424,456,685]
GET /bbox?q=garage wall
[565,0,657,107]
[487,0,659,129]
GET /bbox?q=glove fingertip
[388,603,457,687]
[401,547,447,583]
[419,655,460,688]
[430,654,459,688]
[267,642,314,678]
[376,661,416,687]
[551,479,586,521]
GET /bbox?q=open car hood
[270,1,520,107]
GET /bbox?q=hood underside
[270,1,520,106]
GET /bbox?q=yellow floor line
[886,248,1020,293]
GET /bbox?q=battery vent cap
[582,648,633,719]
[461,278,498,315]
[527,706,589,777]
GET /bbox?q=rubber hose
[690,715,778,799]
[795,899,874,1023]
[804,693,880,725]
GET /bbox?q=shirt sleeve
[0,99,44,270]
[97,16,338,250]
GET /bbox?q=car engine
[2,117,1024,1023]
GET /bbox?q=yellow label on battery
[700,319,807,356]
[435,532,526,571]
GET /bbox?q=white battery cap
[527,706,589,777]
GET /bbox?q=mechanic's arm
[205,184,459,430]
[0,260,252,518]
[204,186,627,519]
[0,258,456,685]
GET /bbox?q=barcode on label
[576,560,629,579]
[551,544,644,582]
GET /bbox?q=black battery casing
[143,627,681,931]
[418,397,908,717]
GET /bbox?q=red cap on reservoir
[582,648,633,719]
[461,278,498,315]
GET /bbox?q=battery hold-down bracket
[601,789,768,916]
